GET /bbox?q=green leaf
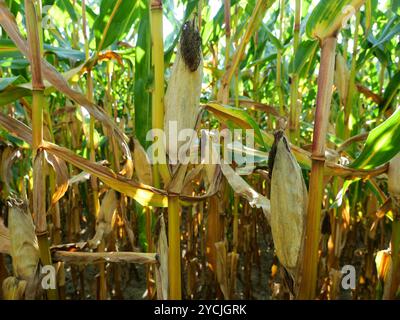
[57,0,78,22]
[0,58,29,69]
[0,87,31,106]
[0,39,84,62]
[93,0,137,51]
[0,39,22,58]
[331,179,357,209]
[289,40,318,75]
[263,27,283,51]
[379,70,400,112]
[0,76,25,91]
[43,44,85,61]
[134,2,152,149]
[0,76,30,106]
[373,15,400,48]
[205,103,267,151]
[350,107,400,169]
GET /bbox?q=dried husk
[155,214,168,300]
[375,249,392,283]
[2,276,27,300]
[8,199,39,280]
[388,153,400,205]
[164,19,203,161]
[334,53,349,106]
[133,138,153,186]
[0,217,10,254]
[270,133,307,277]
[88,190,117,249]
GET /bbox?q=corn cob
[334,52,350,106]
[2,276,27,300]
[388,153,400,206]
[269,131,307,278]
[8,199,40,281]
[164,18,203,162]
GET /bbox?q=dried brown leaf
[52,251,157,265]
[133,138,153,186]
[41,141,168,207]
[220,162,270,222]
[0,147,21,195]
[45,152,69,209]
[88,190,117,249]
[155,214,168,300]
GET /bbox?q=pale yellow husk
[8,201,40,280]
[2,276,27,300]
[270,137,307,275]
[164,47,203,161]
[388,153,400,204]
[334,53,350,106]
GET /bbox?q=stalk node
[310,154,326,162]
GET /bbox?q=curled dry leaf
[0,147,22,195]
[0,113,32,144]
[0,113,226,207]
[133,138,153,186]
[220,162,271,223]
[41,141,169,207]
[181,164,204,195]
[155,214,168,300]
[44,151,69,209]
[88,190,117,249]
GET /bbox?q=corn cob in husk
[8,199,39,281]
[268,131,307,281]
[2,276,27,300]
[164,18,203,162]
[334,52,350,106]
[388,153,400,205]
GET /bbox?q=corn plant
[0,0,399,300]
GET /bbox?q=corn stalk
[25,0,57,300]
[289,0,301,143]
[298,36,337,299]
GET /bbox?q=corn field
[0,0,399,301]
